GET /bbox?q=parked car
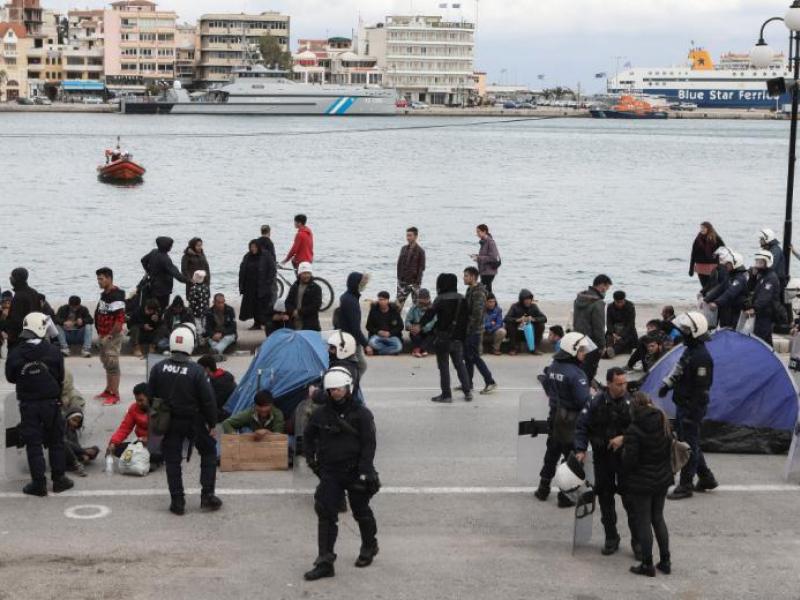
[83,97,103,105]
[503,101,519,109]
[33,97,52,105]
[410,101,429,109]
[395,98,409,108]
[517,102,535,109]
[16,97,35,105]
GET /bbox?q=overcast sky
[46,0,794,91]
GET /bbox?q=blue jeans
[209,334,236,356]
[675,405,711,485]
[463,333,495,386]
[57,326,92,351]
[368,335,403,355]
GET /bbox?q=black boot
[355,543,379,568]
[355,516,378,567]
[169,495,186,516]
[534,479,550,501]
[667,484,693,500]
[557,491,576,508]
[632,541,643,562]
[601,535,621,556]
[304,560,335,581]
[201,494,223,511]
[694,473,718,492]
[630,562,656,577]
[23,480,47,497]
[52,476,74,494]
[657,558,672,575]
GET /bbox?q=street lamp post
[750,1,800,278]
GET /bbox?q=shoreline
[0,103,789,120]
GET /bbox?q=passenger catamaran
[122,64,398,116]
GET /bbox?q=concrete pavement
[0,353,798,599]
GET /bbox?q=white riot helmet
[560,331,592,358]
[754,249,774,269]
[169,323,196,354]
[553,453,587,493]
[715,246,734,266]
[21,312,51,340]
[673,311,708,339]
[327,330,357,360]
[759,228,777,245]
[732,251,745,270]
[323,366,354,392]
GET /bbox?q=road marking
[64,504,111,519]
[0,484,796,500]
[363,387,543,392]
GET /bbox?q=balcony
[199,57,242,67]
[3,50,17,58]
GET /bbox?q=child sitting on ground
[64,408,100,477]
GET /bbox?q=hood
[185,237,202,255]
[518,288,534,303]
[346,272,364,294]
[575,287,603,308]
[632,405,667,435]
[156,236,174,253]
[170,295,186,309]
[553,350,579,363]
[436,273,458,295]
[64,406,84,423]
[10,267,29,287]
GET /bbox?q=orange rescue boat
[98,140,146,183]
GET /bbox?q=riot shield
[146,352,168,380]
[292,397,318,488]
[516,390,551,485]
[3,392,28,481]
[785,336,800,482]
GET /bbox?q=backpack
[671,434,691,474]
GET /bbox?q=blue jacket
[338,272,368,348]
[405,304,436,333]
[483,306,504,334]
[542,354,592,415]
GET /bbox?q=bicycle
[275,265,335,312]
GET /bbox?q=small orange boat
[98,139,145,183]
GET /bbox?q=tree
[258,35,292,71]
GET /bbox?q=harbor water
[0,114,793,304]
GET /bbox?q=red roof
[0,22,27,39]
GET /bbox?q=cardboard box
[220,432,289,472]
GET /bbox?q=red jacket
[284,225,314,267]
[110,403,149,445]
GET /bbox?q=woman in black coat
[181,237,211,298]
[689,222,725,290]
[622,392,674,578]
[239,239,276,328]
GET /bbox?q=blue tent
[639,329,799,454]
[224,329,328,421]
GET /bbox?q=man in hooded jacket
[573,274,612,383]
[337,272,374,375]
[6,268,43,349]
[141,237,188,312]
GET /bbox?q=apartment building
[63,10,104,82]
[174,22,196,87]
[293,37,382,86]
[0,21,29,100]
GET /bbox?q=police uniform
[667,338,715,491]
[752,268,780,346]
[5,338,68,493]
[536,353,592,502]
[574,389,636,550]
[709,268,748,329]
[148,353,217,506]
[303,393,378,572]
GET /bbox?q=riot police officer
[5,312,73,496]
[746,249,781,346]
[534,332,593,508]
[303,366,379,581]
[659,312,718,500]
[574,367,637,557]
[148,323,220,515]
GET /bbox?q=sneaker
[200,494,223,511]
[430,395,453,403]
[103,394,120,406]
[304,562,335,581]
[71,464,88,478]
[412,350,423,358]
[81,350,92,358]
[421,351,429,357]
[480,383,497,395]
[52,476,74,494]
[94,390,111,400]
[23,481,48,497]
[132,347,143,358]
[60,348,70,357]
[667,484,693,500]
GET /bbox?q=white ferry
[122,64,398,116]
[607,48,792,109]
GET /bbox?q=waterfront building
[103,0,177,95]
[25,9,64,99]
[0,21,29,101]
[293,37,382,86]
[175,22,197,88]
[358,14,476,105]
[196,12,289,88]
[3,0,43,36]
[63,10,104,83]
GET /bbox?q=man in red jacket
[283,214,314,269]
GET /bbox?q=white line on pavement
[0,484,796,500]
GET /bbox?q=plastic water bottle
[105,455,114,475]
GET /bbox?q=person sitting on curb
[483,293,506,355]
[204,293,237,361]
[504,289,548,355]
[64,408,99,477]
[605,290,638,358]
[266,298,292,336]
[366,291,404,356]
[54,296,94,358]
[107,383,162,469]
[548,325,565,353]
[130,299,163,358]
[405,288,435,358]
[222,390,285,438]
[156,296,194,353]
[198,355,237,422]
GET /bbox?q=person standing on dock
[471,224,500,294]
[283,214,314,270]
[396,226,426,311]
[141,237,188,312]
[689,222,724,290]
[573,274,612,385]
